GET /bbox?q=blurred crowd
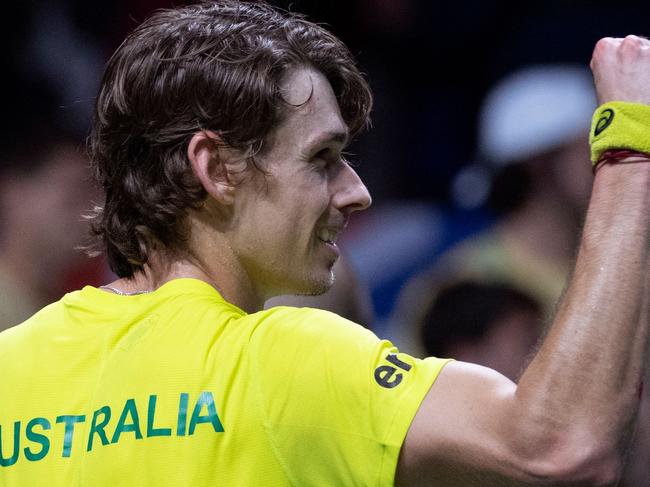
[2,0,649,484]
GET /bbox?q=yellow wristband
[590,101,650,164]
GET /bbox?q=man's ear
[187,130,247,206]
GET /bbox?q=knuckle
[592,38,614,66]
[593,37,617,56]
[621,34,642,49]
[594,37,611,50]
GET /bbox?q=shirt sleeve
[248,307,451,487]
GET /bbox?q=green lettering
[188,392,224,435]
[0,421,20,467]
[56,415,85,458]
[87,406,111,452]
[147,395,171,437]
[111,399,142,444]
[24,418,51,462]
[177,393,189,436]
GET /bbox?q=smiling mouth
[317,228,340,246]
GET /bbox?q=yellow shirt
[0,278,449,486]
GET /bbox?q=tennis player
[1,2,648,486]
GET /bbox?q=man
[0,2,648,486]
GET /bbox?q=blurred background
[3,1,650,484]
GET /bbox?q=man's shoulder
[248,305,377,346]
[0,298,65,356]
[252,305,352,325]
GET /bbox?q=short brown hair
[87,0,372,278]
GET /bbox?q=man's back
[0,278,447,486]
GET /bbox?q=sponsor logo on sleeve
[374,354,412,389]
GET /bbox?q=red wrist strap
[593,149,650,174]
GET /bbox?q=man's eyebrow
[308,130,349,149]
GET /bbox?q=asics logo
[594,108,615,136]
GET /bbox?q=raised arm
[397,36,650,486]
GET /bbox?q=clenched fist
[591,35,650,105]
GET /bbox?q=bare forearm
[517,161,650,454]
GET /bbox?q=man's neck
[107,250,265,313]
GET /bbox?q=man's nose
[332,163,372,214]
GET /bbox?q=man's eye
[311,148,347,174]
[311,149,336,169]
[313,149,331,161]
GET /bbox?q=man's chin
[297,275,334,297]
[281,269,335,297]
